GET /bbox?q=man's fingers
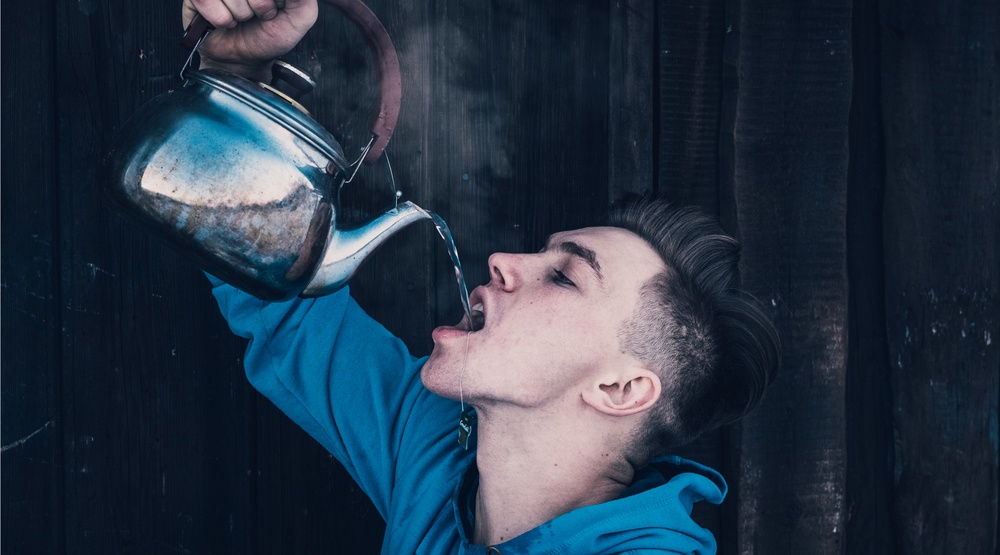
[248,0,281,20]
[187,0,286,27]
[219,0,256,23]
[187,0,238,29]
[181,1,198,28]
[181,0,317,68]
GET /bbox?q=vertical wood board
[55,1,260,552]
[609,0,655,202]
[844,0,896,551]
[880,0,1000,551]
[658,0,727,213]
[725,1,853,552]
[1,2,65,554]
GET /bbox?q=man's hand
[182,0,319,82]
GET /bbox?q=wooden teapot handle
[324,0,401,165]
[179,14,214,51]
[180,0,402,166]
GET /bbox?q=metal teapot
[103,0,430,301]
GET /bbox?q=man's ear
[581,367,661,416]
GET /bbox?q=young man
[190,1,779,552]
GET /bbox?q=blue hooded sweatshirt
[209,277,727,554]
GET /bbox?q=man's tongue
[471,303,485,331]
[456,303,485,332]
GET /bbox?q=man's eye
[551,270,575,287]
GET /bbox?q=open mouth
[454,290,486,332]
[454,302,485,332]
[469,303,485,331]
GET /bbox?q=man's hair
[605,197,779,463]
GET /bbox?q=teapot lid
[188,68,350,177]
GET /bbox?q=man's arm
[209,276,436,517]
[185,0,443,517]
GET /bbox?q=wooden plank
[716,0,740,239]
[880,0,1000,551]
[609,0,655,202]
[722,0,854,552]
[234,7,395,552]
[716,3,742,553]
[55,1,258,552]
[475,0,612,247]
[251,401,386,554]
[844,0,895,551]
[56,2,133,550]
[657,0,727,213]
[655,0,730,545]
[0,3,65,554]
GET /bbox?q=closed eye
[551,269,575,287]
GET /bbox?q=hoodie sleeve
[207,275,429,518]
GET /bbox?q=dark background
[3,0,998,553]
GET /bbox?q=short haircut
[605,197,779,463]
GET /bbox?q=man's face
[421,226,666,410]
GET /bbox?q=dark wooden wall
[3,0,997,553]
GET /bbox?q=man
[190,1,779,552]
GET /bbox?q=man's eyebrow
[554,240,603,281]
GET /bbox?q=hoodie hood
[454,455,727,555]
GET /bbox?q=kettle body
[103,0,410,301]
[104,69,347,300]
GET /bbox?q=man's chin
[419,354,461,400]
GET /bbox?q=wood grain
[1,2,65,554]
[880,0,1000,552]
[845,0,895,551]
[724,0,854,552]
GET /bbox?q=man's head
[421,198,778,464]
[422,225,667,415]
[605,198,779,462]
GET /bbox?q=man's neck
[470,405,635,546]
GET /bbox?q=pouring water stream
[408,204,477,449]
[410,205,473,324]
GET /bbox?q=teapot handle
[180,0,401,166]
[179,14,214,51]
[325,0,402,166]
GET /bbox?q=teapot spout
[301,200,432,297]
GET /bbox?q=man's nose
[488,252,520,291]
